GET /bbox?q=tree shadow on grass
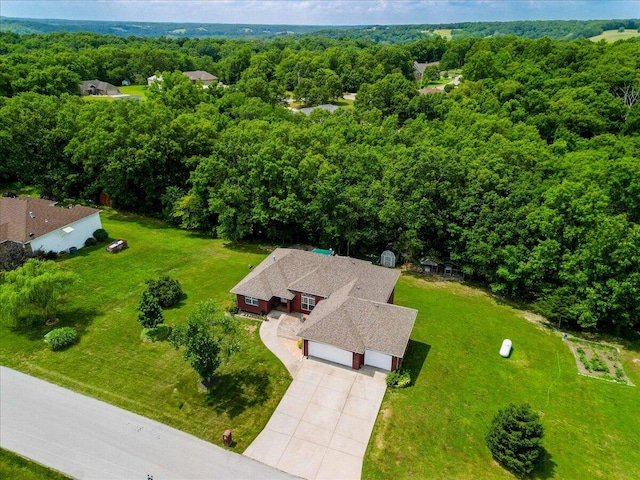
[205,368,271,418]
[10,305,99,342]
[533,448,557,479]
[222,242,274,255]
[402,339,431,385]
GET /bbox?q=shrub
[145,275,183,308]
[227,305,239,314]
[386,369,411,388]
[297,338,303,349]
[93,228,108,242]
[84,237,97,247]
[44,327,78,351]
[486,403,545,475]
[137,290,164,328]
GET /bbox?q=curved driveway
[0,366,295,480]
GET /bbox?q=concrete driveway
[0,366,295,480]
[244,358,387,480]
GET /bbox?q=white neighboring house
[0,197,102,254]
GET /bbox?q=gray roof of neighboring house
[0,197,100,244]
[230,248,400,302]
[80,80,120,94]
[183,70,218,82]
[414,61,441,75]
[298,104,339,115]
[297,282,417,357]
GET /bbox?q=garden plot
[566,337,634,386]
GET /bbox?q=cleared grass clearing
[590,29,640,42]
[0,210,291,451]
[364,275,640,479]
[119,84,147,99]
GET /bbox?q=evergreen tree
[486,403,545,475]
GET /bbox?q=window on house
[301,294,316,311]
[245,296,259,307]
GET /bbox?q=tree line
[1,32,639,334]
[3,17,637,42]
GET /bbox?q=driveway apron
[244,321,388,480]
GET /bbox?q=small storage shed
[420,258,440,274]
[381,250,396,268]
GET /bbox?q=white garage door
[364,349,393,371]
[308,341,353,368]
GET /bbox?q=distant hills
[1,16,638,42]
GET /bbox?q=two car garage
[307,341,393,371]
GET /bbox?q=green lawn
[120,84,148,99]
[590,29,640,42]
[364,276,640,479]
[2,210,638,476]
[0,449,70,480]
[0,210,291,451]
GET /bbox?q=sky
[1,0,639,26]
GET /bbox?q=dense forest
[2,16,638,41]
[1,31,639,334]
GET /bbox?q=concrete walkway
[246,318,387,480]
[261,313,304,378]
[0,366,295,480]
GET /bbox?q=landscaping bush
[486,403,545,475]
[44,327,78,351]
[145,275,183,308]
[93,228,108,242]
[84,237,97,247]
[386,369,411,388]
[137,290,164,328]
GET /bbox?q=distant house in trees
[413,61,440,81]
[147,71,219,87]
[182,70,218,86]
[80,80,121,96]
[0,197,102,254]
[231,248,417,371]
[296,104,339,115]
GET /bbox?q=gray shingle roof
[231,248,416,358]
[0,197,100,244]
[298,282,417,357]
[230,248,399,302]
[183,71,218,82]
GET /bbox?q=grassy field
[590,29,640,42]
[2,209,639,477]
[119,84,147,99]
[364,276,640,479]
[0,449,70,480]
[433,29,453,40]
[0,210,291,451]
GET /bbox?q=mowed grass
[590,29,640,42]
[0,210,291,450]
[119,84,148,99]
[0,448,70,480]
[364,276,640,479]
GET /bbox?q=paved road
[0,366,295,480]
